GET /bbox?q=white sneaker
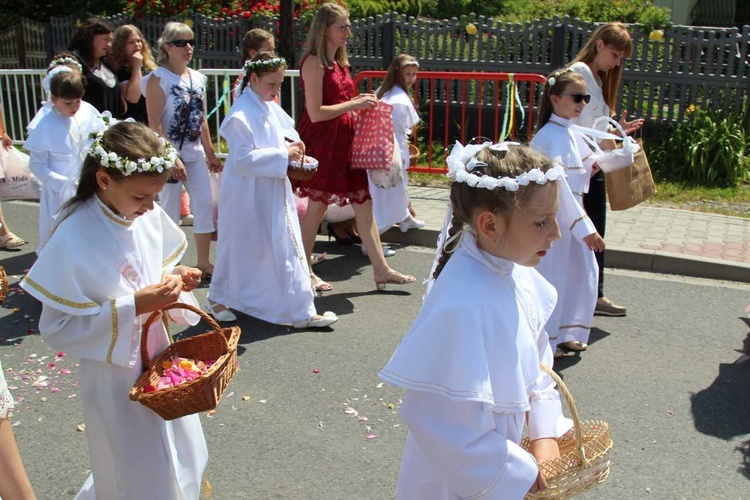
[400,217,425,233]
[361,245,395,257]
[181,214,194,226]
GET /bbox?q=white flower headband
[238,57,287,94]
[446,140,565,191]
[48,56,82,72]
[547,67,574,88]
[402,60,419,68]
[86,113,179,176]
[42,66,74,95]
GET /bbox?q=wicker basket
[522,364,613,499]
[129,303,241,421]
[286,141,317,181]
[0,266,7,303]
[408,143,420,166]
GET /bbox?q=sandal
[375,270,416,291]
[559,341,588,352]
[311,273,333,293]
[0,232,25,249]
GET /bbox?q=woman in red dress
[294,2,414,292]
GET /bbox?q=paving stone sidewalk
[381,186,750,283]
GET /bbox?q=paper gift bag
[604,139,655,211]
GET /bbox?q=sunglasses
[169,39,195,48]
[332,23,352,32]
[562,93,591,104]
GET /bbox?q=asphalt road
[1,199,749,499]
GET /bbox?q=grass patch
[646,180,750,217]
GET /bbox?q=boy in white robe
[380,142,573,499]
[207,53,337,329]
[20,120,207,499]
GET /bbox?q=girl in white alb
[20,120,207,499]
[531,68,604,357]
[27,54,100,132]
[24,69,97,252]
[207,54,338,329]
[380,142,572,499]
[371,54,425,234]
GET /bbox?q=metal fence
[1,13,748,124]
[0,68,301,158]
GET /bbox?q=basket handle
[140,302,227,371]
[538,363,589,468]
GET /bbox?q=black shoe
[327,223,361,245]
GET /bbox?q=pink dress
[293,55,370,206]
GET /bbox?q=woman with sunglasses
[293,2,415,293]
[531,68,605,359]
[68,18,123,116]
[144,22,222,279]
[569,22,644,318]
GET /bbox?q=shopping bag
[368,136,404,188]
[0,147,41,200]
[605,138,655,211]
[350,102,395,170]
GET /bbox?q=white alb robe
[369,85,420,233]
[531,115,599,348]
[209,87,316,325]
[379,234,572,499]
[20,197,208,500]
[27,100,100,132]
[24,106,96,251]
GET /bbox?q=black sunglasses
[562,93,591,104]
[169,39,195,48]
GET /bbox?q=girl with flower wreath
[380,142,572,499]
[207,53,338,328]
[27,52,100,132]
[24,70,99,253]
[20,120,207,499]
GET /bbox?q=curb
[382,226,750,284]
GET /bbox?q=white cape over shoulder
[380,234,572,499]
[531,116,599,348]
[20,197,207,499]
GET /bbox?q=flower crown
[547,67,574,88]
[243,56,287,73]
[402,60,419,68]
[86,113,179,176]
[42,66,74,95]
[48,57,82,72]
[446,140,564,191]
